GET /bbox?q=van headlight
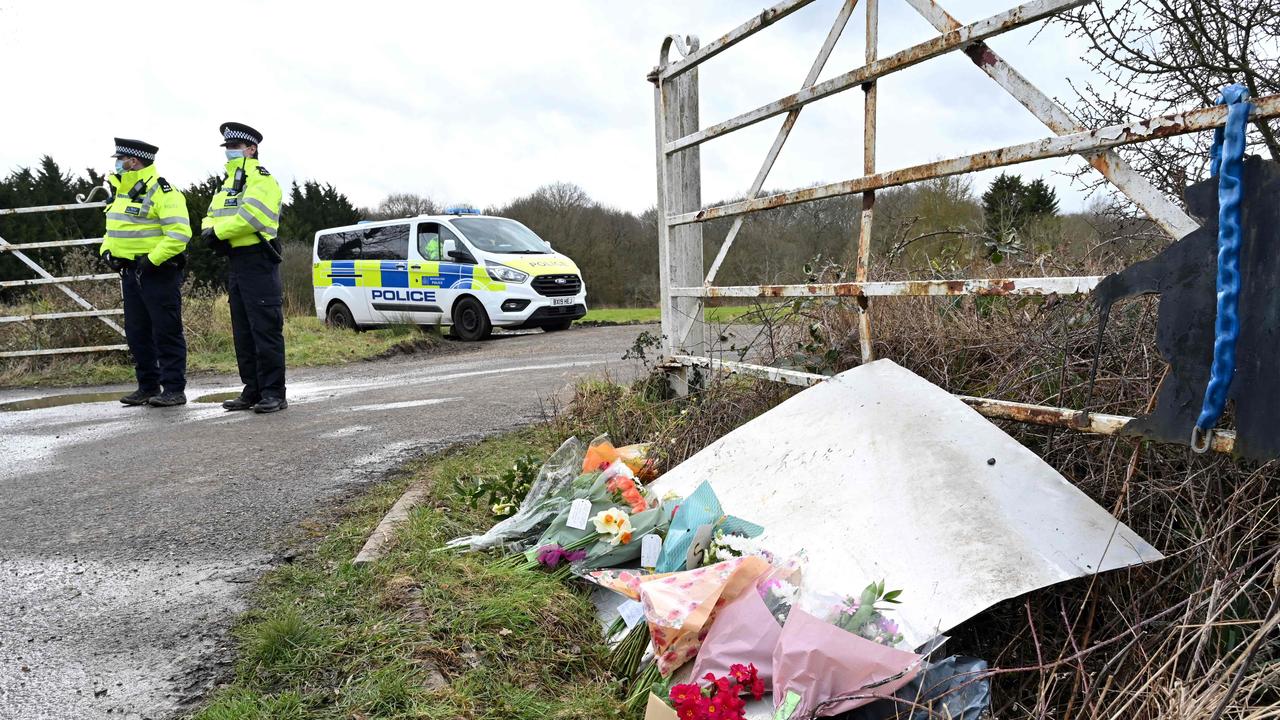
[486,264,529,283]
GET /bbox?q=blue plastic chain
[1192,84,1253,453]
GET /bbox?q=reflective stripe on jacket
[100,165,191,264]
[203,158,282,248]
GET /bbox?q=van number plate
[551,297,574,306]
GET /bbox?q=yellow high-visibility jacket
[100,165,191,264]
[202,157,282,248]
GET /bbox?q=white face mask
[114,159,126,173]
[226,149,245,161]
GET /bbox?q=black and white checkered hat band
[116,145,156,160]
[223,129,258,143]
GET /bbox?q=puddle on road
[193,392,240,404]
[0,391,122,412]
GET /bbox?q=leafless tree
[1062,0,1279,206]
[367,192,440,220]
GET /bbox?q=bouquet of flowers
[658,481,762,573]
[525,458,668,569]
[665,664,766,720]
[702,529,772,566]
[829,581,905,647]
[771,583,920,718]
[583,434,656,479]
[690,554,803,689]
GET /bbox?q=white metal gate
[0,191,127,358]
[651,0,1280,455]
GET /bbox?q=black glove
[102,250,125,272]
[137,255,156,273]
[203,226,229,256]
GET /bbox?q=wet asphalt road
[0,325,652,720]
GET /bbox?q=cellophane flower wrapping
[583,434,654,477]
[531,464,668,569]
[445,437,585,552]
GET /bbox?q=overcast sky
[1,0,1112,214]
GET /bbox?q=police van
[312,210,586,340]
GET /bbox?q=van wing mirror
[442,238,474,264]
[447,248,477,264]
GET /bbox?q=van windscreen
[451,218,551,254]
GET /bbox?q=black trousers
[121,263,187,393]
[227,250,286,400]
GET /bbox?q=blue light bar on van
[444,207,481,215]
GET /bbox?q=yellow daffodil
[592,507,634,545]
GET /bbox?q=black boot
[148,391,187,407]
[253,396,288,414]
[221,394,260,411]
[120,388,159,406]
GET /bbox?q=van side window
[417,222,441,261]
[361,224,410,260]
[318,231,361,260]
[440,225,469,263]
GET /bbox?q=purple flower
[536,544,586,568]
[536,544,566,567]
[758,578,781,598]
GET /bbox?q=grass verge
[1,305,440,389]
[580,306,756,326]
[192,428,624,720]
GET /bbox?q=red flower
[714,676,737,695]
[721,692,746,716]
[676,700,705,720]
[749,678,765,701]
[670,682,702,707]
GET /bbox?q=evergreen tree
[279,180,362,245]
[182,175,227,287]
[980,173,1060,261]
[1023,178,1060,217]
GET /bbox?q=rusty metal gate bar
[650,0,1265,454]
[669,355,1238,455]
[0,197,128,358]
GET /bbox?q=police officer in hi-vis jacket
[201,122,287,413]
[101,138,191,407]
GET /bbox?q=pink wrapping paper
[690,586,782,686]
[772,608,922,718]
[589,568,676,601]
[639,556,771,675]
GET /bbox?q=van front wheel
[450,297,492,341]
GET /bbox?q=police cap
[219,122,263,146]
[112,138,159,161]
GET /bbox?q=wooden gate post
[653,35,707,396]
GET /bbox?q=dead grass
[687,256,1280,719]
[0,249,437,387]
